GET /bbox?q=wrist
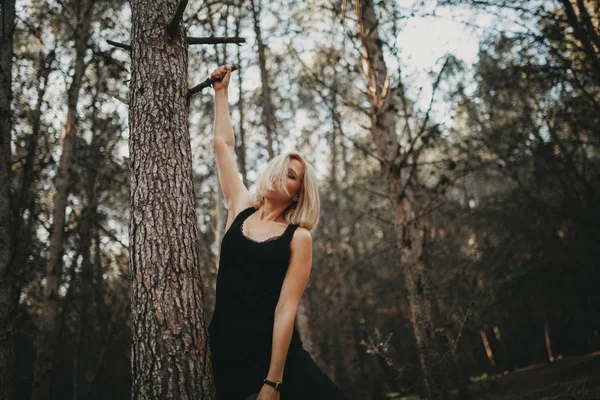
[263,378,282,391]
[266,373,282,382]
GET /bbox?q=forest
[1,0,599,399]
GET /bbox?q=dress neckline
[240,207,292,244]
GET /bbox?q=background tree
[0,0,17,398]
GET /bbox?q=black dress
[208,206,348,400]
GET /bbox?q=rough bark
[250,0,276,159]
[355,1,448,398]
[32,1,94,398]
[129,0,215,398]
[0,0,16,398]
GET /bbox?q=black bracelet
[263,378,282,391]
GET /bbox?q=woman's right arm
[212,66,253,223]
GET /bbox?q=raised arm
[211,65,253,224]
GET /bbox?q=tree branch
[187,65,239,99]
[167,0,189,39]
[106,39,131,51]
[287,42,370,117]
[187,36,246,45]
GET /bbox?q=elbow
[213,136,234,150]
[275,301,299,318]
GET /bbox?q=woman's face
[265,158,304,203]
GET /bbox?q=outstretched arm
[211,65,252,224]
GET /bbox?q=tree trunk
[215,188,226,265]
[129,0,215,398]
[234,14,248,187]
[296,297,320,364]
[10,51,53,348]
[250,0,277,159]
[0,0,16,398]
[544,319,555,363]
[15,50,54,231]
[32,1,94,398]
[73,82,102,400]
[479,328,496,367]
[355,1,448,398]
[560,0,600,82]
[330,83,361,393]
[215,22,229,268]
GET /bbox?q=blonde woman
[207,65,348,400]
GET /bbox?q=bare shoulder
[291,227,312,249]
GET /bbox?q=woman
[207,65,348,400]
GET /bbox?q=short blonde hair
[254,152,320,231]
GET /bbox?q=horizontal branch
[107,36,247,52]
[188,65,239,99]
[187,36,246,45]
[106,39,131,51]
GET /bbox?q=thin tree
[234,2,248,187]
[354,1,449,398]
[0,0,17,398]
[250,0,277,158]
[31,1,95,398]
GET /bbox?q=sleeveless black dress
[208,206,348,400]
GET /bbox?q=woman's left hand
[256,384,280,400]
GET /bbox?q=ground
[398,351,600,400]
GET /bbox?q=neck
[257,200,292,223]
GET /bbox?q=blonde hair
[254,152,320,231]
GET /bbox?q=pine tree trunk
[250,0,276,159]
[355,1,448,398]
[215,188,226,264]
[235,16,248,187]
[296,297,320,364]
[15,51,53,229]
[32,2,94,398]
[0,0,16,398]
[129,0,215,398]
[73,90,102,400]
[560,0,600,82]
[10,51,53,308]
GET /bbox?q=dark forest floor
[396,351,600,400]
[455,351,600,400]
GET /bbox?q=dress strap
[283,223,301,244]
[232,206,256,227]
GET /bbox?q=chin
[262,190,289,203]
